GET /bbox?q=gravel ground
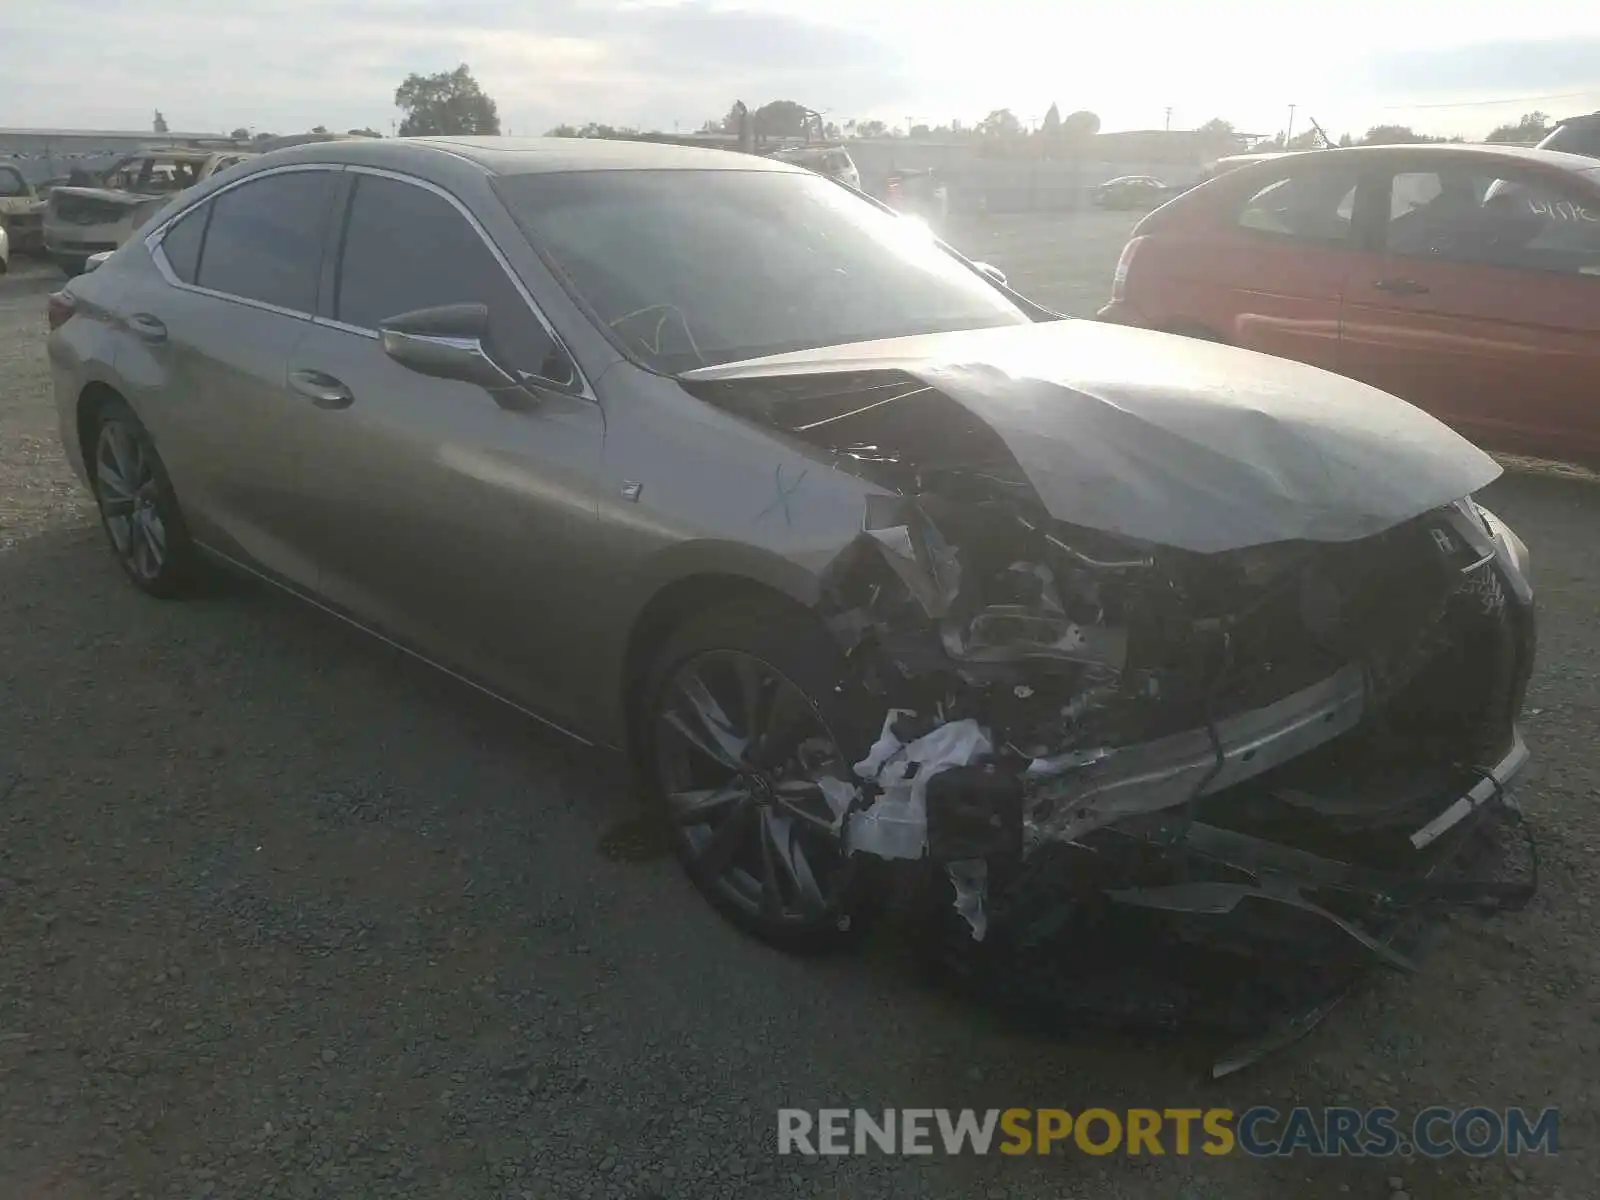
[1,228,1596,1199]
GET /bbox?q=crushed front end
[821,483,1535,1067]
[685,361,1535,1072]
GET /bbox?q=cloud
[1352,37,1600,98]
[0,1,913,135]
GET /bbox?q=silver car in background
[47,139,1535,1049]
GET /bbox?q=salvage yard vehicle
[1534,111,1600,159]
[769,144,860,190]
[0,163,47,256]
[1099,143,1600,459]
[48,137,1536,1070]
[42,146,253,276]
[1091,175,1174,209]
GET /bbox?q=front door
[1337,160,1600,455]
[286,170,606,721]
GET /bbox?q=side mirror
[973,261,1008,287]
[379,303,522,392]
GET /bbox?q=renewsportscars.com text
[777,1106,1560,1158]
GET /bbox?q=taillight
[46,290,77,332]
[1110,236,1144,302]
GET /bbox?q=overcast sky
[5,0,1600,141]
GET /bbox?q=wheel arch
[619,568,822,763]
[76,380,129,475]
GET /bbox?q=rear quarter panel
[47,261,136,486]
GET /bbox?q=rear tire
[639,597,879,951]
[87,397,203,598]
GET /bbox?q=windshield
[496,168,1028,372]
[0,167,27,198]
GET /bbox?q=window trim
[322,165,593,400]
[145,162,343,321]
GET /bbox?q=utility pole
[1165,106,1173,131]
[1286,103,1297,145]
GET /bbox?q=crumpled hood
[680,320,1501,553]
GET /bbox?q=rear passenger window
[158,206,208,284]
[195,169,334,312]
[334,174,563,380]
[1238,170,1358,243]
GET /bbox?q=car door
[1166,159,1364,368]
[117,164,339,587]
[1337,161,1600,454]
[285,168,606,722]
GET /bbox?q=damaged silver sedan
[50,138,1535,1066]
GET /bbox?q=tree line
[161,63,1567,151]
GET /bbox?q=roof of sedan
[270,135,805,175]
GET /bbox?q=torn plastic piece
[848,717,993,860]
[853,709,917,781]
[861,495,962,619]
[946,859,989,941]
[1102,880,1417,974]
[816,776,859,829]
[925,765,1024,861]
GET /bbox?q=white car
[771,145,861,190]
[43,147,252,275]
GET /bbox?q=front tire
[88,398,202,597]
[640,598,876,950]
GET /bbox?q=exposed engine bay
[685,363,1537,1074]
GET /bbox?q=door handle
[1373,277,1430,295]
[289,368,354,410]
[127,312,167,342]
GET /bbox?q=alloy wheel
[654,648,856,928]
[94,419,167,583]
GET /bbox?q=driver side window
[333,174,565,382]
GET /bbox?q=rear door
[286,168,606,718]
[1141,159,1364,368]
[1336,160,1600,454]
[121,165,340,586]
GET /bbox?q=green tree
[347,127,383,138]
[753,100,811,139]
[978,108,1023,137]
[311,125,329,135]
[1061,110,1100,141]
[856,119,888,138]
[228,127,250,141]
[394,64,501,136]
[1360,124,1436,145]
[153,110,169,134]
[1041,102,1062,136]
[1486,111,1551,143]
[1286,129,1322,149]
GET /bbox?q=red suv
[1098,144,1600,457]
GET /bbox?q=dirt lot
[1,221,1596,1199]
